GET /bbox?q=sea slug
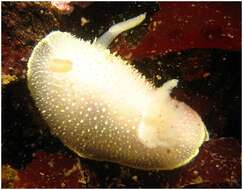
[27,13,208,170]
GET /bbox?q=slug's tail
[96,13,146,48]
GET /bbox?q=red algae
[113,2,241,59]
[168,138,241,187]
[14,151,98,188]
[2,32,31,79]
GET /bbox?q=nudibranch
[27,13,208,170]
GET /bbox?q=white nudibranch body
[27,13,208,170]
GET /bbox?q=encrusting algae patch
[2,74,18,85]
[27,13,208,170]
